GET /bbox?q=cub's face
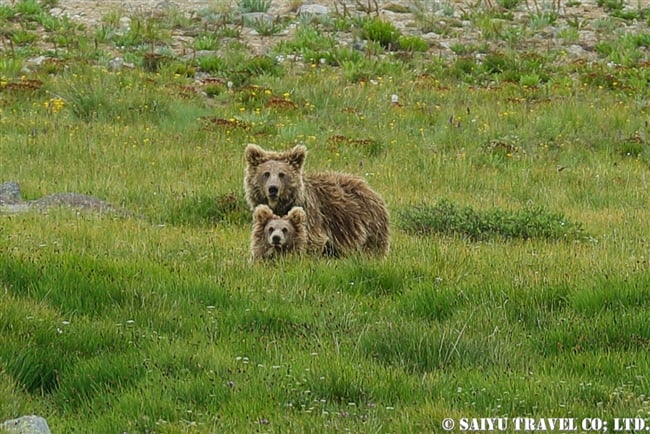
[255,160,294,209]
[264,217,297,249]
[252,204,306,260]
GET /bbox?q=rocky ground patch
[5,0,648,61]
[0,181,129,215]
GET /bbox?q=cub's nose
[271,235,282,245]
[268,186,279,197]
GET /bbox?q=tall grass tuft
[57,68,173,123]
[166,192,249,226]
[360,18,401,49]
[358,318,506,373]
[397,199,590,241]
[238,0,272,13]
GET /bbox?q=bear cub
[250,204,307,261]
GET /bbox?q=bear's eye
[263,171,270,178]
[282,228,288,233]
[278,172,285,178]
[268,227,274,233]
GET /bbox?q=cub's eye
[263,172,270,178]
[268,227,274,233]
[282,228,288,233]
[278,172,285,178]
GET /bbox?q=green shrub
[141,53,170,73]
[248,17,285,36]
[450,56,480,81]
[398,35,429,52]
[14,0,44,19]
[497,0,523,9]
[617,138,647,159]
[193,34,220,50]
[8,29,39,45]
[0,5,16,20]
[109,16,170,47]
[481,51,514,74]
[341,57,403,82]
[275,25,337,55]
[59,69,173,123]
[397,199,589,241]
[167,192,249,226]
[243,55,281,76]
[238,0,272,13]
[597,0,624,12]
[197,55,226,74]
[361,18,401,49]
[317,46,363,66]
[163,60,196,77]
[450,42,477,55]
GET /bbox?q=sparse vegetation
[238,0,273,13]
[397,199,589,241]
[360,17,401,49]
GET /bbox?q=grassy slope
[2,3,650,433]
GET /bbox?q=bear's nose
[268,186,279,196]
[271,235,282,245]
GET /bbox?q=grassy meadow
[1,0,650,432]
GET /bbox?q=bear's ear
[245,144,267,167]
[287,206,306,225]
[253,204,274,223]
[287,145,307,170]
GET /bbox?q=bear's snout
[267,185,279,198]
[271,234,282,245]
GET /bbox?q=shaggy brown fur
[244,144,390,257]
[250,204,307,261]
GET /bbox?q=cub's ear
[245,144,267,167]
[287,145,307,170]
[287,206,306,225]
[253,204,274,223]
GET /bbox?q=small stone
[119,16,132,31]
[0,181,21,205]
[49,7,63,17]
[242,12,274,27]
[384,2,412,13]
[298,4,329,15]
[1,415,52,434]
[107,57,135,71]
[24,56,48,73]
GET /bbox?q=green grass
[397,199,590,241]
[1,2,650,432]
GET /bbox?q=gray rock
[0,181,132,216]
[180,50,220,61]
[565,43,590,59]
[0,181,21,205]
[0,203,30,213]
[242,12,274,27]
[107,56,135,71]
[153,0,178,16]
[48,7,63,17]
[119,16,132,32]
[1,415,51,434]
[384,2,411,13]
[298,4,329,15]
[25,56,48,68]
[28,192,116,212]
